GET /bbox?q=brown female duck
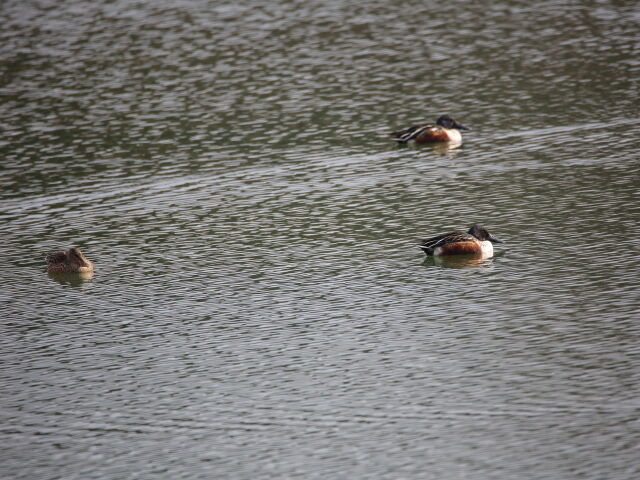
[46,247,94,273]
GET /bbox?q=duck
[419,225,504,257]
[45,247,94,273]
[393,115,470,144]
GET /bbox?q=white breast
[479,241,494,257]
[445,128,462,143]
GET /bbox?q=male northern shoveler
[393,115,470,144]
[45,247,94,273]
[419,225,504,257]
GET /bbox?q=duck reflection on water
[423,253,499,269]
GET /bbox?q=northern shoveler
[393,115,470,144]
[45,247,94,273]
[419,225,504,257]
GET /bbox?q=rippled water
[1,0,639,478]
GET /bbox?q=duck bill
[70,250,92,268]
[488,234,504,244]
[454,121,470,131]
[79,257,93,268]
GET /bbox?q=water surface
[1,1,639,479]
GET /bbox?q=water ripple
[1,1,639,479]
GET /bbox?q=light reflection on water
[1,0,639,479]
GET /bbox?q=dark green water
[1,1,639,478]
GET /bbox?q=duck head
[436,114,470,131]
[467,224,504,243]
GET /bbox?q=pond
[1,1,639,478]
